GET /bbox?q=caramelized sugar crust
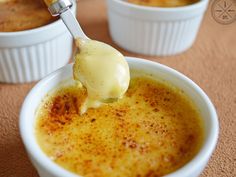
[0,0,57,32]
[35,77,204,177]
[127,0,199,7]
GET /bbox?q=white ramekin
[106,0,209,56]
[20,57,218,177]
[0,2,77,83]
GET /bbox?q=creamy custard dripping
[73,38,130,114]
[42,0,130,113]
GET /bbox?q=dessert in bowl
[106,0,209,56]
[0,0,56,32]
[126,0,199,7]
[20,57,218,177]
[0,0,76,83]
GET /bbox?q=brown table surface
[0,0,235,176]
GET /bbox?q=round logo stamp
[211,0,236,25]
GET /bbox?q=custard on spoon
[45,0,130,114]
[74,38,130,114]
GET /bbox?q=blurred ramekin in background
[0,1,77,84]
[107,0,209,56]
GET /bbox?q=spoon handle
[48,0,88,39]
[60,9,87,39]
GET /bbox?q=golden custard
[0,0,57,32]
[127,0,199,7]
[73,38,130,114]
[35,75,204,177]
[44,0,57,6]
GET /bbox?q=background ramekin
[106,0,209,56]
[0,1,77,83]
[20,57,218,177]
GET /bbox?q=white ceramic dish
[107,0,209,56]
[20,57,218,177]
[0,1,77,83]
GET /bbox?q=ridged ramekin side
[108,10,203,56]
[0,33,72,83]
[107,0,208,56]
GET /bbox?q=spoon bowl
[47,0,130,113]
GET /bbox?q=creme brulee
[127,0,199,7]
[0,0,56,32]
[35,75,204,177]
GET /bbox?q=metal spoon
[46,0,130,107]
[48,0,87,39]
